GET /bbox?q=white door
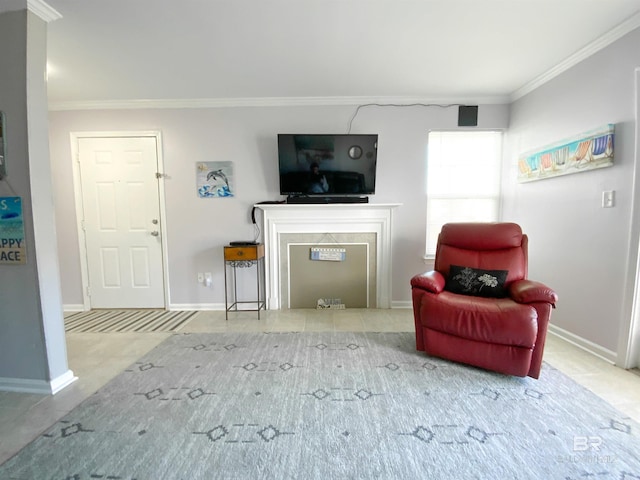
[78,136,165,308]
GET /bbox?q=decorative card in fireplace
[310,247,346,262]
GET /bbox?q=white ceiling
[24,1,640,108]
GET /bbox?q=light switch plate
[602,190,615,208]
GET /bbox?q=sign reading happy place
[0,197,26,264]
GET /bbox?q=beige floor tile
[544,348,615,376]
[614,402,640,422]
[563,370,640,406]
[0,392,46,413]
[334,318,366,331]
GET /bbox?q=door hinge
[156,172,167,179]
[86,286,91,297]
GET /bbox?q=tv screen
[277,134,378,196]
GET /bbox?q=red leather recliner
[411,222,558,379]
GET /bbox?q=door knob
[151,219,158,224]
[151,231,159,236]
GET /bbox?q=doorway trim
[70,131,170,311]
[617,68,640,369]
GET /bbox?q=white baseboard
[391,301,412,309]
[50,370,78,394]
[168,303,225,311]
[63,304,86,312]
[65,304,226,312]
[0,369,77,395]
[548,324,617,364]
[67,303,412,311]
[0,377,52,394]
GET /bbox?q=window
[425,131,503,256]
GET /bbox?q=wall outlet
[204,272,212,287]
[197,272,204,284]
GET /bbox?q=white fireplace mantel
[256,203,401,309]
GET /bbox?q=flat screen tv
[277,134,378,197]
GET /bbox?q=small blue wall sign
[0,196,26,264]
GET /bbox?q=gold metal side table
[223,244,266,320]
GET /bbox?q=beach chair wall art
[517,124,614,183]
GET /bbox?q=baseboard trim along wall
[547,324,617,365]
[391,301,412,309]
[67,302,414,312]
[170,303,411,311]
[50,370,78,394]
[64,304,226,312]
[63,304,85,313]
[0,369,77,395]
[168,303,225,311]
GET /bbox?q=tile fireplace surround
[256,203,400,310]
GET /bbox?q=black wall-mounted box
[458,105,478,127]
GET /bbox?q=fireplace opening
[279,233,377,309]
[288,244,369,308]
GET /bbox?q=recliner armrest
[509,279,558,307]
[411,271,446,294]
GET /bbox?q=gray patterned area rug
[64,309,198,333]
[1,332,640,480]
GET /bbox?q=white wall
[504,27,640,359]
[49,103,509,309]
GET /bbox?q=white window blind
[426,131,503,256]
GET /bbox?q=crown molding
[28,0,62,22]
[511,10,640,102]
[48,94,510,111]
[0,0,61,21]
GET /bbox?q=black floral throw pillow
[446,265,509,298]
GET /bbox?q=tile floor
[1,308,640,465]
